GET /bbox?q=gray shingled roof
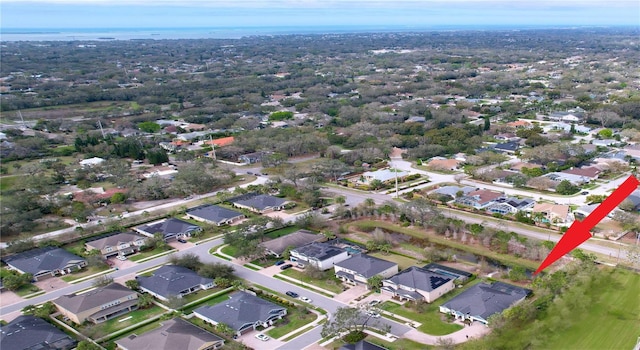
[340,340,388,350]
[194,291,286,331]
[137,265,213,299]
[115,318,223,350]
[2,246,86,276]
[334,254,397,279]
[0,315,77,350]
[442,282,531,321]
[385,266,452,292]
[231,193,288,211]
[186,204,244,224]
[137,218,200,239]
[261,230,323,255]
[54,283,135,314]
[292,242,346,261]
[85,232,146,250]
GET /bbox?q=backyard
[75,305,166,339]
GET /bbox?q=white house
[290,242,350,271]
[79,157,105,167]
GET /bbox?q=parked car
[367,311,381,318]
[274,260,285,266]
[255,333,270,341]
[177,238,188,243]
[116,255,127,261]
[581,191,589,195]
[296,262,306,269]
[299,296,312,303]
[368,299,381,307]
[286,291,299,298]
[280,264,293,270]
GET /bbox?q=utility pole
[17,110,25,128]
[97,120,106,139]
[209,134,216,160]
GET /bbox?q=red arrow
[534,175,640,274]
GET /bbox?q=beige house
[53,283,138,324]
[84,232,147,258]
[530,203,572,224]
[427,158,461,171]
[334,254,398,288]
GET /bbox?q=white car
[299,296,312,303]
[255,333,270,341]
[367,311,381,318]
[368,299,381,307]
[116,255,127,261]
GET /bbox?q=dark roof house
[2,246,87,281]
[423,263,473,282]
[137,265,214,301]
[290,241,350,270]
[340,340,388,350]
[439,281,532,325]
[0,315,77,350]
[260,229,324,257]
[116,318,224,350]
[136,218,201,241]
[334,254,398,287]
[230,193,290,213]
[185,205,245,226]
[381,266,455,303]
[84,232,147,258]
[193,291,287,336]
[493,141,520,154]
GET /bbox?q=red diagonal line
[535,175,639,274]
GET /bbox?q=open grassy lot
[266,307,317,339]
[280,268,344,294]
[379,279,481,335]
[542,268,640,350]
[349,220,539,270]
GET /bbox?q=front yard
[74,305,166,339]
[128,246,174,262]
[60,264,112,282]
[266,307,317,339]
[279,268,345,294]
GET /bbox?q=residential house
[430,185,477,200]
[439,282,531,325]
[427,158,461,171]
[84,232,147,258]
[54,283,137,325]
[79,157,105,167]
[592,139,618,147]
[116,318,224,350]
[543,172,591,186]
[137,265,214,301]
[238,151,268,164]
[0,315,77,350]
[454,189,504,209]
[2,247,87,281]
[193,291,287,337]
[506,120,532,129]
[136,218,201,241]
[493,141,520,154]
[494,133,519,142]
[561,166,601,181]
[186,205,245,226]
[340,340,388,350]
[509,162,543,172]
[487,197,536,215]
[358,169,410,185]
[261,230,325,257]
[290,242,350,270]
[549,111,585,123]
[175,131,210,142]
[334,254,398,288]
[530,203,572,224]
[204,136,235,147]
[623,144,640,161]
[381,266,454,303]
[422,263,473,283]
[624,190,640,211]
[230,193,290,213]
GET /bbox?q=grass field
[543,268,640,350]
[266,308,317,339]
[368,251,421,270]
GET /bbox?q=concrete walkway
[403,321,491,345]
[277,309,325,341]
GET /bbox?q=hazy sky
[1,0,639,29]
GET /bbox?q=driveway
[0,291,24,308]
[34,277,69,292]
[334,284,368,305]
[239,329,284,349]
[168,240,195,251]
[261,263,287,277]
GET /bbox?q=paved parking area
[238,329,284,349]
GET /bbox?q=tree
[137,121,161,133]
[3,273,33,291]
[168,253,201,270]
[166,295,186,309]
[213,277,232,288]
[598,128,613,138]
[146,148,169,165]
[484,116,491,131]
[367,275,384,292]
[321,307,373,338]
[215,322,236,337]
[137,293,154,309]
[198,262,235,280]
[125,279,139,290]
[555,180,580,195]
[110,192,126,204]
[92,274,114,287]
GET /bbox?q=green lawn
[78,305,166,339]
[60,265,112,282]
[0,176,18,192]
[378,280,482,336]
[280,268,344,294]
[542,268,640,350]
[266,308,317,339]
[129,246,174,261]
[181,293,231,314]
[368,252,421,270]
[14,283,42,297]
[220,245,238,257]
[265,225,301,239]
